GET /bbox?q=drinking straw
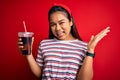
[23,20,27,32]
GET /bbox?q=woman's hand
[87,27,110,53]
[18,38,24,51]
[18,37,34,55]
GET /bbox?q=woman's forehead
[50,11,68,22]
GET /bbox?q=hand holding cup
[18,32,34,55]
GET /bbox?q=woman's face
[50,11,73,40]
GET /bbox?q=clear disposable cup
[18,32,34,55]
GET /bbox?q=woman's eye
[50,24,55,27]
[59,22,64,25]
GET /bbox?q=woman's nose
[56,24,61,31]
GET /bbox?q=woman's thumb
[90,35,94,41]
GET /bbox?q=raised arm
[77,27,110,80]
[18,38,42,78]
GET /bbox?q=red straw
[23,20,27,32]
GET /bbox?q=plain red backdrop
[0,0,120,80]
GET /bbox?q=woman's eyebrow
[50,19,65,24]
[58,19,65,22]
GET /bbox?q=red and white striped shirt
[36,39,88,80]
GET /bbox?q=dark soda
[19,37,32,55]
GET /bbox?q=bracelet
[86,52,95,58]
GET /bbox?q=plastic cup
[18,32,34,55]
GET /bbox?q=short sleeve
[36,42,44,67]
[79,42,88,66]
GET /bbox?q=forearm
[25,54,42,78]
[77,56,93,80]
[77,27,110,80]
[77,49,94,80]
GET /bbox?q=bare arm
[18,38,42,78]
[77,27,110,80]
[25,54,42,78]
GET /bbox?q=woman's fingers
[18,37,24,49]
[90,35,94,41]
[88,27,110,52]
[95,27,110,42]
[18,37,34,50]
[32,37,34,45]
[18,42,23,45]
[96,27,110,37]
[89,35,94,44]
[18,37,22,41]
[18,46,24,49]
[18,39,23,45]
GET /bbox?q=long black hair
[48,5,82,40]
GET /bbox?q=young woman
[18,4,110,80]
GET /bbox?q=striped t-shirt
[36,39,88,80]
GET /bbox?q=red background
[0,0,120,80]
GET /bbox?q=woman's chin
[57,36,66,40]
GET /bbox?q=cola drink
[18,32,34,55]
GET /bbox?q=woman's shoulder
[40,39,55,44]
[75,40,88,51]
[74,40,88,46]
